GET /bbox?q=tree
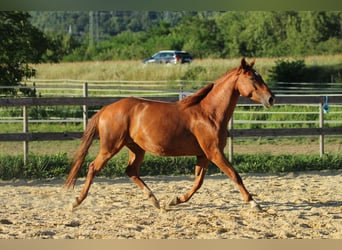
[0,11,49,96]
[27,11,342,62]
[173,15,223,58]
[44,32,80,63]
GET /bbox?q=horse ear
[249,58,255,67]
[240,57,247,70]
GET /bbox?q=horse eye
[249,77,256,82]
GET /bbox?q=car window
[176,52,190,58]
[147,51,192,63]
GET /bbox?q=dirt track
[0,170,341,239]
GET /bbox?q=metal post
[23,106,29,165]
[228,117,234,163]
[83,82,89,131]
[319,102,324,157]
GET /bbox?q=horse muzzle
[262,95,275,108]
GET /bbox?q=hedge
[0,153,341,180]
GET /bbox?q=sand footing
[1,170,341,239]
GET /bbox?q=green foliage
[269,58,342,84]
[0,12,49,96]
[27,11,342,62]
[0,155,24,179]
[0,105,83,121]
[174,15,223,58]
[43,33,80,63]
[304,63,342,83]
[0,153,341,180]
[140,156,197,176]
[268,59,306,82]
[234,154,342,173]
[0,153,71,180]
[23,153,71,179]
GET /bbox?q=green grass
[0,152,341,180]
[233,104,342,129]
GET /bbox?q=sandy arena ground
[0,170,341,239]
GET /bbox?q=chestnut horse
[65,58,274,211]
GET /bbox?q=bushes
[234,154,342,173]
[0,153,71,180]
[268,58,342,83]
[0,155,25,180]
[0,153,341,180]
[269,59,306,83]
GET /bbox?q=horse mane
[179,83,214,107]
[179,58,254,108]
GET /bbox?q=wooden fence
[2,79,342,98]
[1,94,341,164]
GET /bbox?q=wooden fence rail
[3,79,342,97]
[1,95,342,164]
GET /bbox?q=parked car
[143,50,193,64]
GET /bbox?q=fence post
[83,82,88,131]
[23,105,29,165]
[228,117,234,163]
[319,102,324,157]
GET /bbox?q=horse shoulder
[179,83,214,107]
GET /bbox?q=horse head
[236,58,275,108]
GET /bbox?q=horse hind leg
[126,146,160,209]
[72,149,115,209]
[167,156,209,208]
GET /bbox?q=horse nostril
[269,97,275,106]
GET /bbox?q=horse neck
[201,70,240,126]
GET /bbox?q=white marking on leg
[249,199,262,211]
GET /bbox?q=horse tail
[64,111,101,189]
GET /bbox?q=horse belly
[138,132,203,156]
[130,117,201,156]
[123,99,202,156]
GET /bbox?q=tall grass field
[30,55,342,83]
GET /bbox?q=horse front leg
[209,150,262,211]
[167,156,209,208]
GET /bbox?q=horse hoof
[151,200,160,209]
[250,200,262,212]
[167,196,180,207]
[71,197,81,209]
[67,201,78,212]
[159,205,169,213]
